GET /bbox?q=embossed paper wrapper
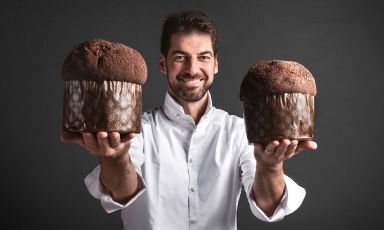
[243,93,314,144]
[62,80,142,133]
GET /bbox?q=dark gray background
[1,0,383,229]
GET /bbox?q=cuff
[84,165,147,213]
[248,175,306,222]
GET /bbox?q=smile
[179,78,204,87]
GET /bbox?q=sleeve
[84,132,147,213]
[237,121,306,222]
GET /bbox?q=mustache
[176,72,208,81]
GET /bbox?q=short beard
[169,73,212,102]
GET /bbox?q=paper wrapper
[242,93,314,144]
[62,80,142,133]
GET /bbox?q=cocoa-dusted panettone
[240,60,316,144]
[61,39,147,133]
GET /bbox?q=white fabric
[84,92,306,230]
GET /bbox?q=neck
[169,91,209,124]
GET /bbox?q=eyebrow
[199,51,214,56]
[171,50,188,56]
[171,50,214,56]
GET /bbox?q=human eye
[173,55,186,62]
[198,55,211,62]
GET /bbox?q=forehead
[168,32,214,54]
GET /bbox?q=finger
[121,133,136,143]
[264,140,279,155]
[285,139,298,159]
[295,140,318,153]
[109,132,121,148]
[274,139,290,157]
[60,131,85,147]
[83,132,99,149]
[96,132,110,149]
[60,131,80,142]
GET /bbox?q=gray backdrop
[2,0,383,229]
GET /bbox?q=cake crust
[240,60,316,99]
[61,39,147,84]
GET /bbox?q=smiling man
[160,32,218,123]
[61,10,317,230]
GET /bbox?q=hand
[254,139,317,170]
[60,131,136,158]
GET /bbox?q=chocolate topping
[61,39,147,84]
[240,60,316,99]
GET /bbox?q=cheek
[202,64,217,75]
[167,62,184,73]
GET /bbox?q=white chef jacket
[85,92,306,230]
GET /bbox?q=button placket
[188,133,199,227]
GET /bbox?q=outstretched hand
[254,139,317,170]
[60,131,136,158]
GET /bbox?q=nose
[186,58,199,76]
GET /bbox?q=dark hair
[160,10,218,56]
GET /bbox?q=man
[61,10,317,230]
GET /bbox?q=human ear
[159,54,167,73]
[214,58,218,74]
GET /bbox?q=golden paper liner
[62,80,141,133]
[242,93,314,144]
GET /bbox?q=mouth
[179,78,204,87]
[176,74,207,88]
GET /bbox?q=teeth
[182,79,201,87]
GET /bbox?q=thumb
[295,141,318,153]
[60,131,85,147]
